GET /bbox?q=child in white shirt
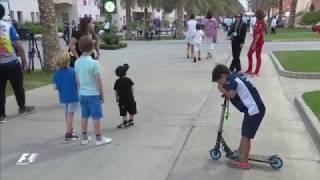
[193,23,205,63]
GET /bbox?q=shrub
[31,24,42,34]
[95,21,104,31]
[57,25,64,33]
[302,11,320,25]
[131,20,143,30]
[102,32,119,45]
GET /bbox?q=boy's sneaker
[0,115,7,123]
[227,159,251,170]
[96,137,112,146]
[229,149,241,160]
[81,136,92,145]
[64,135,79,143]
[18,106,35,115]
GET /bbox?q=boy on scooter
[212,64,266,169]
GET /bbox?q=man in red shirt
[245,10,266,76]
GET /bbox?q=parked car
[312,22,320,33]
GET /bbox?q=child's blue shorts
[242,107,265,139]
[80,95,103,119]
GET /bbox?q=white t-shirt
[104,22,110,30]
[193,30,204,44]
[271,18,277,27]
[187,19,197,36]
[251,17,257,26]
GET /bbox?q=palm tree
[136,0,161,34]
[288,0,298,28]
[176,0,185,38]
[278,0,284,26]
[37,0,60,71]
[122,0,134,39]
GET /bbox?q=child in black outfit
[114,64,137,128]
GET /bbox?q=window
[10,11,14,20]
[17,11,23,23]
[36,12,40,22]
[83,0,87,6]
[31,12,35,23]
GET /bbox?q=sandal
[117,120,128,128]
[127,120,135,127]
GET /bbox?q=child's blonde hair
[54,50,70,68]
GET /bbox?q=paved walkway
[1,31,320,180]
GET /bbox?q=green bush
[17,21,42,34]
[131,20,143,30]
[57,25,63,33]
[100,42,127,50]
[95,21,104,31]
[31,25,42,34]
[161,19,170,27]
[102,32,119,45]
[302,11,320,25]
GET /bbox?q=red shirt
[253,20,265,43]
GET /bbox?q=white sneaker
[96,137,112,146]
[81,136,92,145]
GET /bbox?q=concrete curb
[294,95,320,153]
[265,39,320,43]
[270,52,320,79]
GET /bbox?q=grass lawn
[6,71,52,97]
[265,27,320,41]
[273,50,320,72]
[303,91,320,121]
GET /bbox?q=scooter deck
[248,154,272,163]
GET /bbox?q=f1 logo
[16,153,38,165]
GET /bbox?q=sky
[238,0,248,11]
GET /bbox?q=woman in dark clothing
[228,13,247,72]
[68,16,100,67]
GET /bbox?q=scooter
[209,98,284,169]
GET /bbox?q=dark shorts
[119,101,137,116]
[242,108,265,139]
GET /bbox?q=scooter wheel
[270,156,283,169]
[210,149,222,160]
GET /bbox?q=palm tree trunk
[278,0,283,26]
[176,0,185,38]
[125,0,132,39]
[38,0,60,72]
[288,0,297,28]
[144,7,148,33]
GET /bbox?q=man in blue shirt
[0,4,34,123]
[212,64,266,169]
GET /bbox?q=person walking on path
[0,5,35,123]
[245,10,266,76]
[193,24,205,63]
[271,16,277,35]
[186,14,197,59]
[53,50,79,143]
[228,13,247,72]
[63,21,70,45]
[71,20,77,35]
[203,11,218,59]
[75,36,112,146]
[114,64,137,128]
[69,16,100,68]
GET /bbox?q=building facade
[105,0,175,30]
[9,0,100,26]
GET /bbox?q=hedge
[302,11,320,25]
